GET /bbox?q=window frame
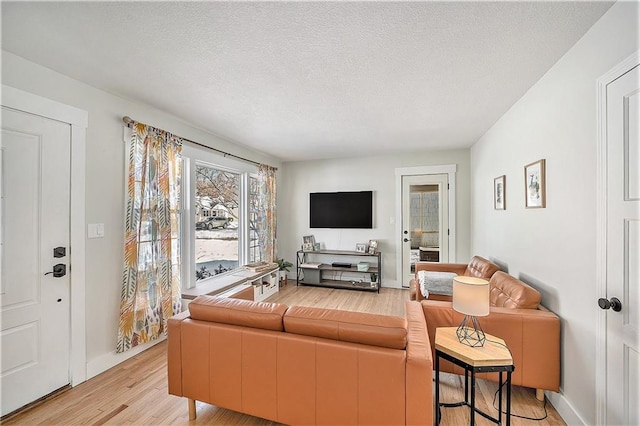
[180,143,257,290]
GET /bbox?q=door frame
[2,85,88,386]
[395,164,457,288]
[595,50,639,425]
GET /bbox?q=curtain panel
[117,122,182,353]
[257,165,277,263]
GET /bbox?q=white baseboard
[546,389,586,426]
[381,280,402,289]
[85,336,166,380]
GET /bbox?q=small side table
[435,327,514,426]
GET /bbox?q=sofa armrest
[167,309,191,397]
[421,301,560,392]
[404,301,433,426]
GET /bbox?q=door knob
[403,238,409,243]
[598,297,622,312]
[44,264,66,278]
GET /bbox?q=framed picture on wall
[494,175,506,210]
[524,159,546,208]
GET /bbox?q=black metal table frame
[435,349,514,426]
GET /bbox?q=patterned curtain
[117,122,182,353]
[257,164,277,262]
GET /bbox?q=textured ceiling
[1,1,613,162]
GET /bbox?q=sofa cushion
[464,256,500,279]
[489,271,541,309]
[284,306,407,349]
[189,295,288,331]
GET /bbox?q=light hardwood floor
[3,283,565,425]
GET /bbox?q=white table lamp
[452,276,490,347]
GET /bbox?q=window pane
[248,175,262,263]
[195,165,240,280]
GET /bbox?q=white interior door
[1,107,71,416]
[603,64,640,425]
[401,174,448,287]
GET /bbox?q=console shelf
[296,249,381,293]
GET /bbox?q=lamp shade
[452,276,490,317]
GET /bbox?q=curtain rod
[122,116,276,169]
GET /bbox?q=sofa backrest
[284,305,407,349]
[464,255,500,279]
[188,295,408,350]
[189,295,288,331]
[489,271,541,309]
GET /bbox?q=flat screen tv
[310,191,373,229]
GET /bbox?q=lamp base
[456,315,486,347]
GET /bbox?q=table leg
[498,371,503,424]
[470,371,475,426]
[465,367,469,404]
[506,371,512,426]
[435,352,440,425]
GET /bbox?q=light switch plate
[88,223,105,239]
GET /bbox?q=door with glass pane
[401,174,449,288]
[194,164,240,280]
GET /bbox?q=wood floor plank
[3,283,565,425]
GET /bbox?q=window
[194,164,240,281]
[248,175,262,263]
[181,144,258,289]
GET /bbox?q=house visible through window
[194,164,240,281]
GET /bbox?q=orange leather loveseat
[421,270,560,399]
[168,296,433,425]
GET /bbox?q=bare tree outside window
[249,175,262,263]
[194,165,240,280]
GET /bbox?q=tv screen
[310,191,373,229]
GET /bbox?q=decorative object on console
[357,262,370,272]
[276,258,293,287]
[524,159,546,208]
[494,175,506,210]
[368,239,378,254]
[452,276,490,347]
[302,243,314,252]
[302,235,316,245]
[355,243,367,253]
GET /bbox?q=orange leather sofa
[409,256,500,301]
[421,271,560,399]
[168,296,433,425]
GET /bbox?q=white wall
[1,51,281,377]
[278,149,471,287]
[470,2,639,424]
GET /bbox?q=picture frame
[494,175,506,210]
[524,159,546,208]
[368,240,378,254]
[302,242,314,252]
[313,243,321,251]
[355,243,367,253]
[302,235,316,246]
